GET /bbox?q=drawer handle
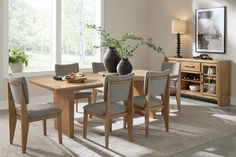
[185,65,195,68]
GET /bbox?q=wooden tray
[67,76,87,83]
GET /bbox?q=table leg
[54,90,74,138]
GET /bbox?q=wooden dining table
[30,70,175,137]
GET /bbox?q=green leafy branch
[87,24,165,59]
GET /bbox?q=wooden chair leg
[92,89,98,104]
[127,114,133,142]
[163,107,169,132]
[176,93,181,111]
[144,113,149,137]
[83,111,88,139]
[88,95,93,118]
[75,99,79,113]
[161,95,164,116]
[9,115,17,144]
[161,108,164,116]
[149,110,156,118]
[105,118,110,148]
[88,94,92,104]
[21,120,29,153]
[43,119,47,136]
[123,115,127,129]
[109,119,112,132]
[57,114,62,144]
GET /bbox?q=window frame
[3,0,104,78]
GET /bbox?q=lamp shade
[171,19,186,34]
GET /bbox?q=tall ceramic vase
[116,59,133,75]
[102,47,120,73]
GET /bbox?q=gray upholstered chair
[83,73,134,148]
[161,61,181,111]
[55,63,92,112]
[92,62,106,103]
[132,70,170,137]
[8,77,62,153]
[92,62,106,73]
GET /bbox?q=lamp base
[175,33,183,58]
[175,55,183,58]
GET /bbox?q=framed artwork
[195,7,226,54]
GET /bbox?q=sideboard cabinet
[165,57,230,106]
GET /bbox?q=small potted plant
[9,48,29,73]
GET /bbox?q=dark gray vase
[117,59,133,75]
[102,48,120,73]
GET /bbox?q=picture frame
[195,7,226,54]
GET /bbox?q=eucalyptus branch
[87,24,165,59]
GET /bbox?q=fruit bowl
[66,72,87,83]
[189,84,200,92]
[67,76,87,83]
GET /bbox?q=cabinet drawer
[181,62,200,72]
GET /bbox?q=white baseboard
[0,100,8,110]
[231,97,236,106]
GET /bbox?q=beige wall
[149,0,193,70]
[104,0,150,69]
[0,1,2,79]
[0,0,7,102]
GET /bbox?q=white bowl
[208,85,216,93]
[208,68,216,75]
[189,85,200,92]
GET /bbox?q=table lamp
[172,19,186,58]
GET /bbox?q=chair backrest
[161,61,180,80]
[92,62,106,73]
[55,63,79,76]
[103,73,134,103]
[8,77,29,105]
[144,70,170,97]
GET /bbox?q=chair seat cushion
[83,102,126,116]
[133,95,163,109]
[95,87,104,93]
[170,86,177,94]
[16,103,62,121]
[74,91,92,98]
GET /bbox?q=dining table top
[29,69,177,91]
[29,72,104,91]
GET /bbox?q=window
[61,0,101,68]
[9,0,53,72]
[6,0,103,75]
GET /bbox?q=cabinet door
[201,63,217,96]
